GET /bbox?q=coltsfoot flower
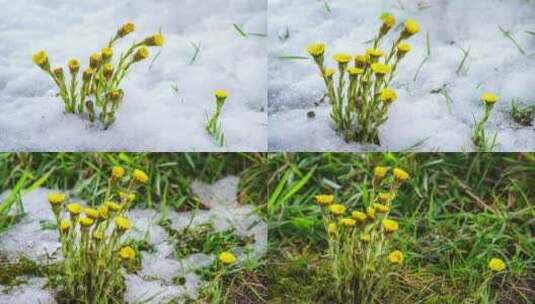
[354,54,369,68]
[68,59,80,74]
[307,43,326,57]
[89,52,102,69]
[403,19,420,36]
[83,68,94,82]
[379,192,394,203]
[101,47,113,61]
[60,219,71,233]
[215,89,229,101]
[47,192,66,206]
[119,246,136,261]
[144,33,165,47]
[314,194,334,205]
[106,201,122,212]
[382,219,399,233]
[379,88,398,103]
[351,211,367,222]
[366,206,376,219]
[347,67,364,77]
[373,203,389,213]
[366,48,384,60]
[381,14,396,30]
[132,169,149,183]
[323,68,336,78]
[92,231,104,241]
[133,47,149,62]
[111,166,125,180]
[32,50,49,70]
[374,166,388,179]
[333,53,352,65]
[98,205,109,220]
[117,22,135,38]
[67,203,82,216]
[328,204,347,216]
[79,216,94,228]
[388,250,404,264]
[481,92,499,105]
[397,43,412,57]
[371,63,392,76]
[327,222,337,234]
[488,258,506,272]
[340,218,356,227]
[393,168,410,182]
[85,208,99,220]
[360,234,371,242]
[115,216,131,231]
[218,251,237,265]
[103,63,114,79]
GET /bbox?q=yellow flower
[111,166,125,180]
[218,251,237,265]
[59,219,71,233]
[373,203,389,213]
[347,67,364,77]
[85,208,99,220]
[83,68,94,82]
[481,92,499,105]
[388,250,404,264]
[67,203,82,215]
[328,204,346,216]
[379,88,398,103]
[133,47,149,62]
[47,192,66,206]
[68,59,80,74]
[403,19,420,36]
[215,89,229,100]
[314,194,334,205]
[118,246,136,261]
[132,169,149,183]
[118,22,135,38]
[79,216,94,228]
[371,63,392,76]
[92,231,104,241]
[106,201,122,212]
[382,14,396,29]
[144,33,165,47]
[354,54,369,68]
[351,211,367,222]
[393,168,410,182]
[340,218,356,227]
[397,43,412,54]
[115,216,131,231]
[327,222,337,234]
[103,63,114,79]
[333,53,352,64]
[323,68,336,78]
[488,258,506,272]
[306,43,326,57]
[101,47,113,61]
[120,192,136,203]
[89,52,102,69]
[32,50,49,69]
[360,234,371,242]
[382,219,399,233]
[374,166,388,178]
[98,205,109,219]
[366,48,384,58]
[107,90,123,102]
[379,192,394,203]
[366,206,376,219]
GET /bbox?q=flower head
[351,211,367,222]
[382,219,399,233]
[68,59,80,74]
[397,43,412,56]
[218,251,237,265]
[53,67,64,80]
[314,194,334,205]
[115,216,131,231]
[119,246,136,261]
[371,63,392,76]
[67,203,82,216]
[347,67,364,77]
[388,250,404,264]
[354,54,369,68]
[327,222,337,234]
[366,206,376,219]
[47,192,66,206]
[323,68,336,78]
[379,88,398,103]
[215,89,229,101]
[379,192,394,203]
[79,216,94,228]
[103,63,114,79]
[101,47,113,61]
[132,169,149,183]
[333,53,352,64]
[106,201,122,212]
[32,50,49,69]
[60,219,71,233]
[481,92,499,105]
[83,68,94,82]
[85,208,99,220]
[403,19,420,36]
[111,166,125,180]
[366,48,384,59]
[98,205,109,219]
[328,204,346,216]
[117,22,135,38]
[393,168,410,182]
[133,47,149,62]
[381,14,396,30]
[373,203,389,213]
[340,218,356,227]
[488,258,506,272]
[374,166,388,179]
[306,43,326,57]
[89,52,102,69]
[144,33,165,47]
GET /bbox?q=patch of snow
[0,277,55,304]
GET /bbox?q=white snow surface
[0,176,267,303]
[0,0,267,152]
[268,0,535,151]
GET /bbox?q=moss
[0,255,42,288]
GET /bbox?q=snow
[0,176,267,303]
[0,0,267,151]
[268,0,535,151]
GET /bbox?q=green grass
[266,153,535,303]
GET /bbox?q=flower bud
[133,47,149,62]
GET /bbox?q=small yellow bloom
[373,203,389,213]
[360,234,371,242]
[59,219,71,233]
[133,47,149,62]
[106,201,122,212]
[101,47,113,61]
[328,204,346,216]
[488,258,506,272]
[92,230,104,241]
[115,216,131,231]
[327,222,337,234]
[119,192,136,203]
[393,168,410,182]
[215,89,229,100]
[382,14,396,29]
[378,192,394,203]
[144,33,165,47]
[340,218,356,227]
[382,219,399,233]
[67,203,82,215]
[107,90,123,102]
[83,68,94,82]
[366,206,376,219]
[89,52,102,69]
[47,192,66,206]
[351,211,367,222]
[481,92,499,105]
[397,43,412,54]
[32,50,49,69]
[347,67,364,77]
[68,59,80,74]
[103,63,114,79]
[118,22,135,38]
[306,43,326,57]
[366,48,384,58]
[374,166,388,178]
[388,250,404,264]
[379,88,398,103]
[403,19,420,36]
[323,68,336,78]
[132,169,149,183]
[218,251,237,265]
[79,216,94,228]
[111,166,125,180]
[371,63,392,76]
[118,246,136,261]
[98,205,109,219]
[354,54,369,68]
[333,53,352,64]
[85,208,99,220]
[314,194,334,205]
